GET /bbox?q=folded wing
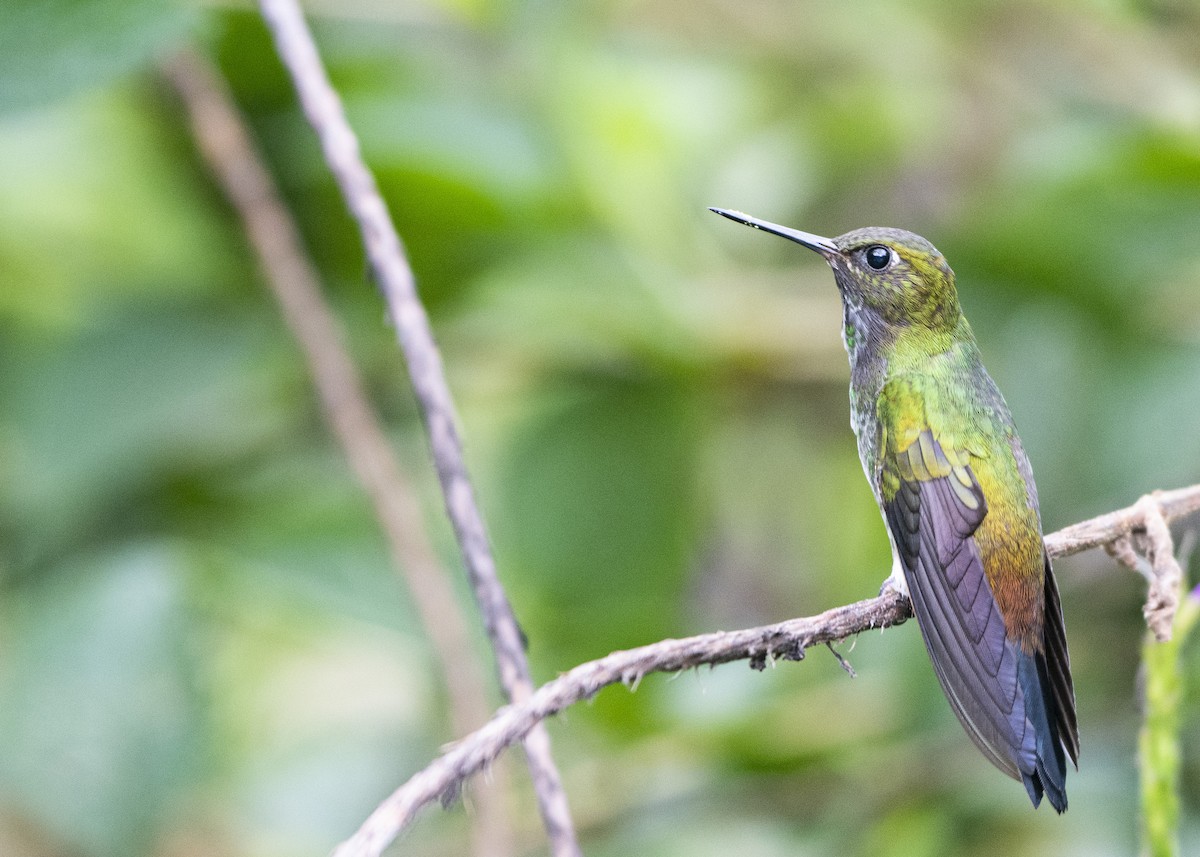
[881,428,1075,811]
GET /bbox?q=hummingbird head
[710,209,963,337]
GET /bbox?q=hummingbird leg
[879,554,910,599]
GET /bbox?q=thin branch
[161,48,516,857]
[253,2,581,854]
[1046,486,1200,556]
[1103,496,1187,642]
[330,483,1200,857]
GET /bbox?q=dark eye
[865,245,892,270]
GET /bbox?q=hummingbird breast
[841,301,890,490]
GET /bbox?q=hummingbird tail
[1017,651,1069,813]
[1017,559,1078,814]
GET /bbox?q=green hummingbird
[711,208,1079,812]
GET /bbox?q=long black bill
[709,208,838,256]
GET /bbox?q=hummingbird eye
[864,245,893,270]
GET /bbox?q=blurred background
[2,1,1200,855]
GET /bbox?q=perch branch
[331,483,1200,857]
[162,49,515,857]
[1102,496,1186,642]
[254,2,580,854]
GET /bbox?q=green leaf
[0,545,203,857]
[496,376,701,672]
[0,304,276,561]
[0,89,239,330]
[0,0,197,115]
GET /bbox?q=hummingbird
[711,208,1079,812]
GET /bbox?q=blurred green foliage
[1,1,1199,855]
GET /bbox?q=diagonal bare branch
[329,483,1200,857]
[253,1,581,853]
[161,48,516,857]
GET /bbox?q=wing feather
[885,472,1025,773]
[875,367,1076,811]
[882,429,1084,809]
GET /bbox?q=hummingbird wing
[877,382,1076,811]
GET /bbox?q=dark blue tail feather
[1017,652,1068,813]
